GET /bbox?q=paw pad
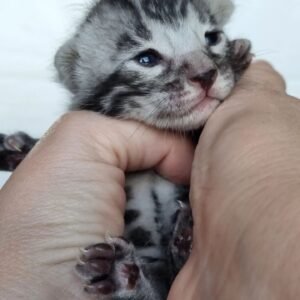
[76,238,141,296]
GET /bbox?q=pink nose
[189,69,217,90]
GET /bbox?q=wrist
[0,250,87,300]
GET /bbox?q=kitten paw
[76,238,142,297]
[0,132,37,171]
[230,39,253,79]
[169,203,193,274]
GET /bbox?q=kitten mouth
[155,96,221,131]
[179,97,221,129]
[179,95,219,117]
[188,96,214,112]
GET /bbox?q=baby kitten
[0,0,252,299]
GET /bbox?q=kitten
[0,0,252,299]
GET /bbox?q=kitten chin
[0,1,252,300]
[56,0,244,133]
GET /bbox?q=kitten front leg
[76,237,166,300]
[229,39,253,81]
[169,203,193,276]
[0,132,37,171]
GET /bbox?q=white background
[1,0,300,186]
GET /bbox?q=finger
[93,116,195,184]
[45,112,195,185]
[235,60,286,94]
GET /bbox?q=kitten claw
[80,243,115,261]
[0,132,37,171]
[232,39,252,58]
[84,279,115,295]
[170,205,193,274]
[76,238,141,297]
[229,39,253,80]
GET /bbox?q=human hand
[0,113,194,300]
[2,61,300,300]
[168,62,300,299]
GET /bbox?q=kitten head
[55,0,236,130]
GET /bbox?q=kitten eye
[205,31,222,46]
[135,49,162,67]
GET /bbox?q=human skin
[0,113,194,299]
[1,62,300,300]
[168,62,300,300]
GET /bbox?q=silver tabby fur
[0,0,252,299]
[56,0,237,131]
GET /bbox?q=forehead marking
[142,6,211,59]
[117,33,141,51]
[141,0,183,25]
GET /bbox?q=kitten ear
[54,38,79,93]
[204,0,234,26]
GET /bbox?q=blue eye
[135,49,162,67]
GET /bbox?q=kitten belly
[124,171,184,259]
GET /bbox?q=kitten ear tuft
[54,38,79,93]
[205,0,234,26]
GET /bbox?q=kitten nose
[190,69,217,90]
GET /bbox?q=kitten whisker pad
[1,1,252,299]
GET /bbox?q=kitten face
[55,0,236,130]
